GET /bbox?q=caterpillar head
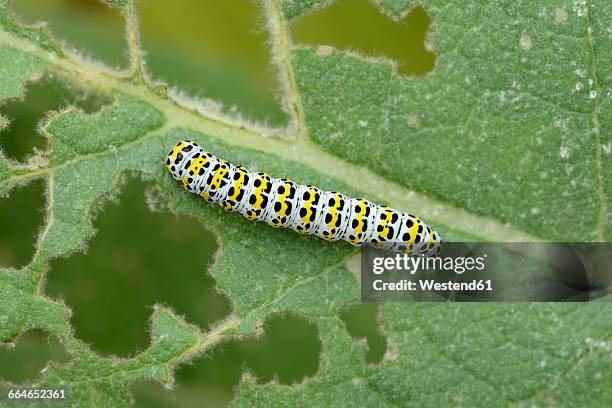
[166,140,199,180]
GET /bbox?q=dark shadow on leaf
[0,329,71,385]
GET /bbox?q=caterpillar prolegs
[166,140,442,256]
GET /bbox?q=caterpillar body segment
[166,140,442,256]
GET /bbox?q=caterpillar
[166,140,442,256]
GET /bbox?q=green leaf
[0,0,610,407]
[0,269,66,341]
[36,307,202,407]
[0,46,46,101]
[45,94,164,166]
[0,0,60,54]
[102,0,128,8]
[288,1,608,241]
[0,159,8,182]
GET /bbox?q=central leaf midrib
[0,28,542,243]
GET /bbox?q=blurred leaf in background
[291,0,435,76]
[13,0,128,67]
[13,0,288,124]
[137,0,288,125]
[0,329,70,385]
[0,178,44,268]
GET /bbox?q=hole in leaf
[234,313,321,384]
[0,178,45,269]
[12,0,128,68]
[45,178,229,357]
[130,313,321,407]
[137,0,287,125]
[0,74,110,162]
[0,329,71,384]
[339,302,387,364]
[290,0,435,76]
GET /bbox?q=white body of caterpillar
[167,140,442,256]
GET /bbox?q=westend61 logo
[372,253,487,275]
[360,243,611,302]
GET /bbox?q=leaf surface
[0,0,609,406]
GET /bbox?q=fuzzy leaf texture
[0,0,611,407]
